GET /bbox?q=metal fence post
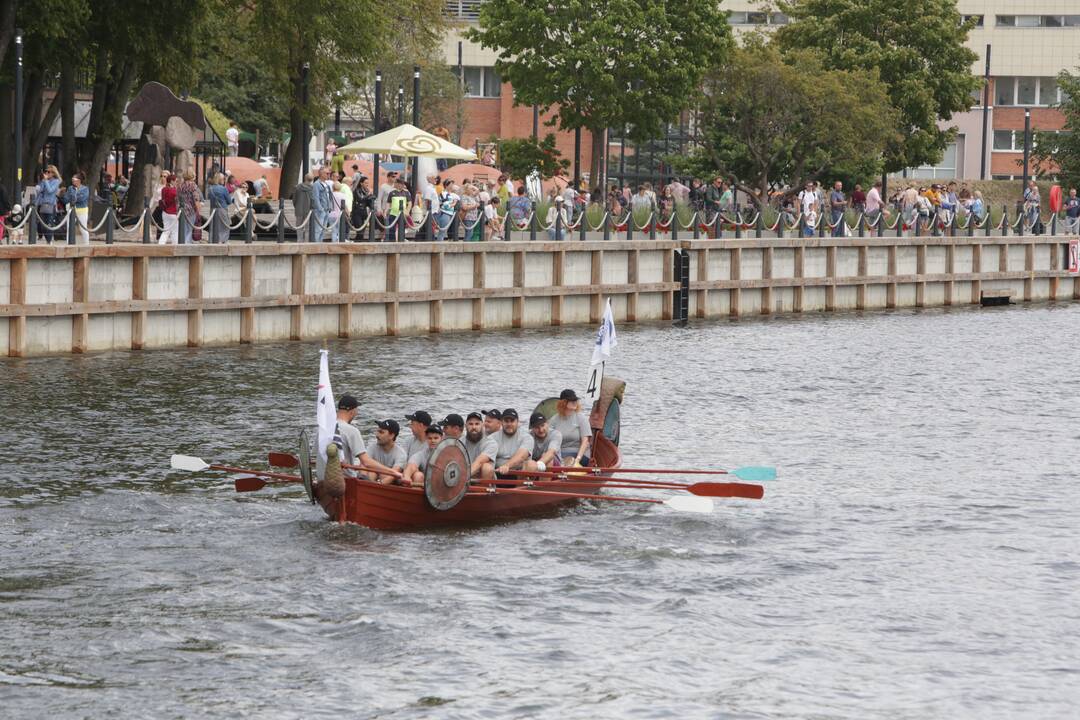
[277,198,286,243]
[105,206,115,244]
[142,198,151,244]
[1016,204,1024,237]
[756,206,763,238]
[339,200,349,242]
[627,210,633,241]
[876,212,884,238]
[579,207,587,242]
[245,201,254,243]
[734,205,742,239]
[67,210,76,245]
[672,208,679,242]
[28,208,37,244]
[554,204,562,241]
[603,209,611,241]
[1050,211,1057,236]
[649,209,657,240]
[716,212,723,239]
[309,207,318,243]
[857,211,865,238]
[428,200,436,242]
[1001,206,1008,237]
[178,206,188,244]
[693,211,700,240]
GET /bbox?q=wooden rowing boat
[314,432,621,531]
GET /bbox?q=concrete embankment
[1,235,1077,357]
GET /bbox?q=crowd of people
[320,388,594,487]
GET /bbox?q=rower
[549,388,592,466]
[481,408,502,436]
[494,408,537,477]
[441,413,465,440]
[402,410,433,458]
[319,395,403,482]
[529,412,562,471]
[402,424,444,486]
[464,411,497,480]
[364,419,408,484]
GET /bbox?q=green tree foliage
[676,40,898,204]
[776,0,981,173]
[1032,70,1080,189]
[468,0,732,185]
[498,134,570,181]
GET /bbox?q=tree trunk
[589,127,605,192]
[277,74,305,199]
[61,60,77,178]
[82,61,136,207]
[124,130,155,216]
[26,90,61,183]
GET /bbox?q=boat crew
[403,424,444,486]
[320,395,403,482]
[481,408,502,436]
[549,389,592,466]
[403,410,433,458]
[529,412,562,470]
[364,419,408,484]
[440,413,465,440]
[464,411,497,480]
[494,408,537,476]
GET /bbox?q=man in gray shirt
[529,412,562,471]
[365,419,407,484]
[494,408,536,476]
[317,395,403,483]
[463,412,497,480]
[403,425,444,487]
[402,410,432,458]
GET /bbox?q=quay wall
[1,236,1077,357]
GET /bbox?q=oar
[542,465,778,482]
[234,476,304,493]
[504,468,754,488]
[268,451,300,468]
[171,454,300,481]
[475,479,763,499]
[473,485,716,513]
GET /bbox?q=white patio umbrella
[336,124,476,160]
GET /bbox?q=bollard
[339,199,349,243]
[896,212,903,239]
[603,209,611,241]
[309,207,318,243]
[105,206,114,245]
[28,208,37,244]
[368,204,377,243]
[245,201,254,243]
[554,204,562,241]
[672,209,679,242]
[693,211,700,240]
[143,198,151,244]
[277,198,285,243]
[178,207,188,244]
[857,211,865,238]
[627,210,633,241]
[817,209,825,238]
[985,209,992,237]
[67,210,76,245]
[777,211,784,239]
[478,206,486,242]
[1051,211,1057,236]
[968,211,975,237]
[428,199,436,242]
[734,205,742,239]
[579,208,587,242]
[1001,206,1008,237]
[716,212,723,239]
[1016,205,1024,237]
[876,211,884,238]
[756,207,763,239]
[530,201,537,242]
[649,210,656,240]
[950,209,958,237]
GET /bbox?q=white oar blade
[170,454,210,472]
[664,495,714,513]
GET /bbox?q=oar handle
[210,465,300,482]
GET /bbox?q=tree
[776,0,981,173]
[468,0,732,187]
[1032,70,1080,189]
[676,41,898,204]
[498,134,570,181]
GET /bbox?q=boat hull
[317,433,621,531]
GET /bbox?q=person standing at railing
[207,173,231,244]
[310,166,332,242]
[851,184,866,214]
[829,181,847,237]
[177,170,203,244]
[158,172,179,245]
[970,190,986,221]
[705,176,724,216]
[1065,188,1080,233]
[865,181,883,225]
[386,178,412,242]
[36,166,62,243]
[1023,180,1041,235]
[64,173,91,244]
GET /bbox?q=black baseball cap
[502,408,519,420]
[466,411,483,422]
[337,394,359,410]
[375,419,400,436]
[426,425,444,435]
[442,413,464,428]
[529,411,546,428]
[559,389,579,402]
[405,410,432,425]
[482,408,502,419]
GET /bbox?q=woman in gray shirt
[548,389,592,466]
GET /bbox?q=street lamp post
[301,62,310,179]
[411,66,420,194]
[1022,108,1031,197]
[14,29,24,195]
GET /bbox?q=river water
[2,303,1078,719]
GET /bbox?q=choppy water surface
[2,304,1079,718]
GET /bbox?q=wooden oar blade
[664,495,715,513]
[234,476,269,493]
[268,451,300,468]
[171,454,209,472]
[732,466,776,482]
[690,482,764,499]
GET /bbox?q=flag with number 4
[586,299,617,398]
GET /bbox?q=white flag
[590,298,618,366]
[316,349,336,462]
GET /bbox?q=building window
[993,130,1016,151]
[909,142,958,179]
[995,77,1015,106]
[996,14,1080,27]
[1039,77,1058,106]
[993,77,1062,107]
[963,14,984,27]
[728,11,789,25]
[997,15,1015,26]
[1017,77,1037,105]
[458,66,502,98]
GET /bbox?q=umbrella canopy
[336,124,476,160]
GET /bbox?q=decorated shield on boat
[298,428,315,504]
[424,438,470,511]
[603,397,621,446]
[532,397,559,424]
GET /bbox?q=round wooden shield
[424,438,470,511]
[298,428,315,504]
[1050,185,1063,213]
[603,397,621,446]
[532,397,559,424]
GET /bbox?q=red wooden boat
[313,432,621,531]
